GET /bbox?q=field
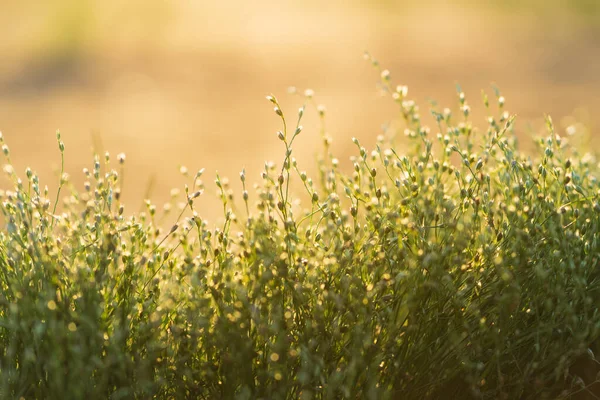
[1,1,600,398]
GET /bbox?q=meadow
[1,55,600,399]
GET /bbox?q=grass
[1,54,600,399]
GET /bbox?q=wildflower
[396,85,408,97]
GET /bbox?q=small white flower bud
[317,105,326,116]
[396,85,408,97]
[461,105,470,117]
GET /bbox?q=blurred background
[1,0,599,220]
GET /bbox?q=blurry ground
[1,0,600,221]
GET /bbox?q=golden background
[1,0,599,219]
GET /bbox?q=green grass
[1,55,600,399]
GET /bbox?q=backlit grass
[1,56,600,399]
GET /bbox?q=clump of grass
[1,56,600,399]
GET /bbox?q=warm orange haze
[1,0,599,218]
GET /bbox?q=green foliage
[1,58,600,399]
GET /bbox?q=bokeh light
[1,0,599,219]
